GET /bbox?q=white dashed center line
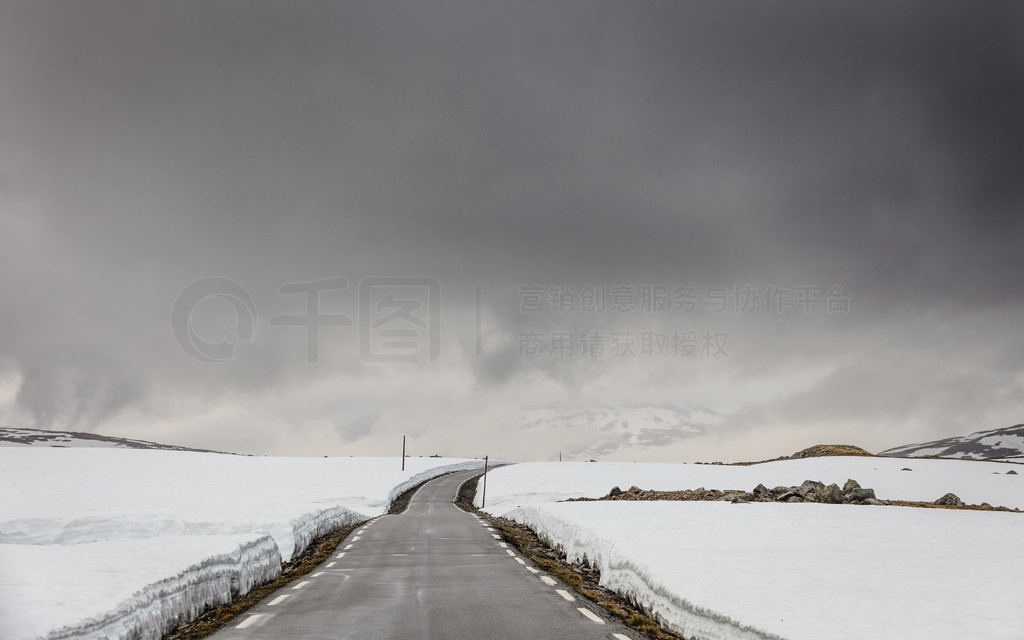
[556,589,576,602]
[235,614,267,629]
[578,608,605,624]
[268,594,290,606]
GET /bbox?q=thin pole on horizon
[402,435,406,471]
[481,455,488,509]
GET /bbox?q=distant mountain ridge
[520,403,724,458]
[0,426,225,453]
[878,424,1024,460]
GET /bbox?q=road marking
[540,576,557,586]
[326,562,336,567]
[268,594,290,606]
[336,552,346,558]
[498,542,508,548]
[344,544,354,550]
[527,567,539,573]
[492,534,501,539]
[612,634,631,640]
[312,572,325,577]
[515,558,526,565]
[556,589,576,602]
[578,608,605,624]
[235,614,268,629]
[506,549,516,556]
[352,536,361,541]
[292,581,309,590]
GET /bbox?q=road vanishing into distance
[212,470,639,640]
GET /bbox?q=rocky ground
[568,478,1022,512]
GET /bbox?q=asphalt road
[212,470,639,640]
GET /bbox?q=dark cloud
[0,1,1022,454]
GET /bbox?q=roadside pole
[402,435,406,471]
[481,455,488,509]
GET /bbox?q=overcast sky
[1,1,1022,461]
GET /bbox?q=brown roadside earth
[164,475,438,640]
[456,474,688,640]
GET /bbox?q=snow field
[479,458,1023,639]
[507,501,1024,640]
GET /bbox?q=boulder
[752,483,771,497]
[821,483,844,504]
[933,493,964,506]
[848,487,876,502]
[798,480,826,497]
[842,479,861,494]
[1008,470,1018,475]
[608,486,622,497]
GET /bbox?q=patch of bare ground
[568,483,1021,513]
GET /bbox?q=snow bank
[508,501,1024,640]
[0,449,483,640]
[477,457,1023,515]
[0,535,281,640]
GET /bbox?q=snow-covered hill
[878,424,1024,460]
[0,425,224,452]
[519,403,723,458]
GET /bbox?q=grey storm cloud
[0,1,1022,455]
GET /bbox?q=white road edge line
[312,572,325,577]
[268,594,289,606]
[515,558,526,565]
[336,552,346,558]
[527,567,539,573]
[235,614,267,629]
[344,544,354,550]
[505,549,516,556]
[556,589,575,602]
[612,634,631,640]
[292,581,309,590]
[540,576,557,586]
[578,608,605,624]
[499,542,508,548]
[326,562,336,567]
[492,534,501,539]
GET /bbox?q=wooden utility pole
[402,435,406,471]
[481,455,488,508]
